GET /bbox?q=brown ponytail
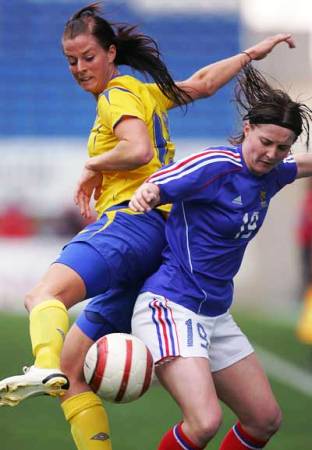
[63,2,191,106]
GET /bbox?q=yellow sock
[30,299,69,368]
[62,391,112,450]
[297,287,312,344]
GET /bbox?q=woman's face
[63,33,117,96]
[242,123,296,176]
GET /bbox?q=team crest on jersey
[260,191,268,208]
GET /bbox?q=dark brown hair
[230,65,312,148]
[63,2,191,106]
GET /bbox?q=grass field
[0,309,311,450]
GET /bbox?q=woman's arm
[295,153,312,179]
[75,117,153,218]
[86,116,153,172]
[176,33,295,100]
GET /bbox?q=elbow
[201,78,218,97]
[189,79,215,100]
[136,146,154,166]
[140,151,154,166]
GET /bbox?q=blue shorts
[76,284,141,341]
[55,204,166,340]
[56,205,166,298]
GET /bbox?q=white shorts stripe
[149,299,180,359]
[132,293,254,370]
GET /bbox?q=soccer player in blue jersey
[130,65,312,450]
[0,2,297,449]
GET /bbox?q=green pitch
[0,310,311,450]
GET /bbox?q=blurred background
[0,0,312,314]
[0,1,312,449]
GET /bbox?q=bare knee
[262,405,283,437]
[24,264,86,312]
[194,414,223,442]
[242,403,282,440]
[185,406,223,444]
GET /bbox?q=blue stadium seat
[0,1,239,139]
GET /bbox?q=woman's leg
[213,353,281,449]
[132,293,225,449]
[0,210,165,407]
[60,325,112,450]
[0,240,111,406]
[156,357,222,449]
[0,262,86,406]
[26,262,86,368]
[60,285,139,450]
[206,312,280,449]
[25,262,86,311]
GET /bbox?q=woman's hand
[74,166,103,219]
[129,183,160,212]
[244,33,295,61]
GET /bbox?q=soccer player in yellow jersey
[0,2,296,449]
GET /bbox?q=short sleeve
[146,83,175,111]
[275,155,298,190]
[98,87,146,130]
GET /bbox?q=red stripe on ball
[115,338,133,402]
[139,347,153,397]
[90,336,108,393]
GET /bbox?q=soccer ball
[83,333,154,403]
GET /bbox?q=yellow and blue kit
[89,75,175,215]
[56,75,175,340]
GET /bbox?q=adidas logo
[232,195,242,205]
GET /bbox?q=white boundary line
[254,344,312,397]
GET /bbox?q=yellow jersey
[88,75,175,216]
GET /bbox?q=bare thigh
[60,323,94,401]
[156,357,222,446]
[25,263,86,311]
[213,353,281,439]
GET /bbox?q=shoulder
[99,75,144,104]
[150,146,242,184]
[269,153,297,186]
[108,75,144,95]
[145,83,174,110]
[188,146,243,171]
[275,154,297,174]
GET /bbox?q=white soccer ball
[84,333,154,403]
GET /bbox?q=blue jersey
[142,145,297,316]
